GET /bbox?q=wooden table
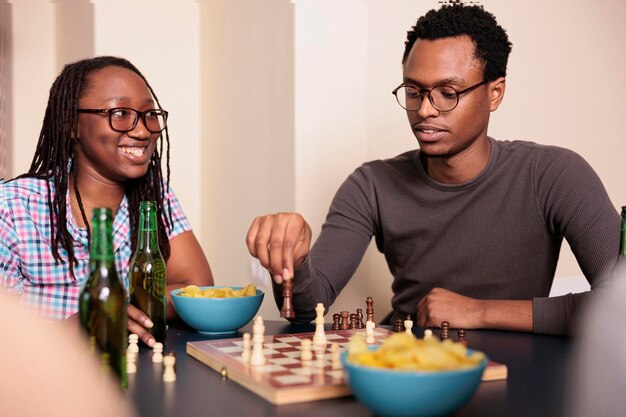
[127,320,572,417]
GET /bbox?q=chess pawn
[241,333,251,363]
[349,313,357,330]
[314,345,325,373]
[423,329,434,339]
[332,313,340,331]
[313,303,327,348]
[162,353,176,382]
[330,342,341,370]
[404,316,414,336]
[457,329,468,346]
[250,316,266,366]
[365,320,375,344]
[300,339,313,362]
[356,308,364,329]
[440,321,450,340]
[128,334,139,354]
[152,342,164,363]
[126,350,137,374]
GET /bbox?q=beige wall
[2,0,625,320]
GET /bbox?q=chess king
[245,3,621,336]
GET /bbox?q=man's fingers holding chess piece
[246,213,312,284]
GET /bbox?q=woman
[0,56,213,346]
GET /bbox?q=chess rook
[339,311,350,330]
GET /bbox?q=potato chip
[348,333,485,371]
[177,284,257,299]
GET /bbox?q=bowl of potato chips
[170,284,264,335]
[341,333,487,417]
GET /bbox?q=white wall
[3,0,625,319]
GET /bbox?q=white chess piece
[128,334,139,355]
[314,345,325,373]
[365,320,375,344]
[330,342,341,370]
[250,316,266,366]
[404,318,414,336]
[152,342,164,363]
[126,350,137,374]
[241,332,251,364]
[424,329,434,339]
[300,338,313,362]
[313,303,327,348]
[162,354,176,382]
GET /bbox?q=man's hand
[417,287,533,332]
[416,287,483,328]
[246,213,312,284]
[128,304,155,347]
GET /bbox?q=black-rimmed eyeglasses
[77,107,169,133]
[392,80,488,112]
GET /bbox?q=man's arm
[416,288,532,331]
[248,167,376,323]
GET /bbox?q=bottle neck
[137,207,161,253]
[90,210,115,263]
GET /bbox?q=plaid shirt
[0,177,191,319]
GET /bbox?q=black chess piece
[356,308,364,329]
[440,320,450,340]
[393,317,404,333]
[332,313,340,331]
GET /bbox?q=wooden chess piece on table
[366,297,375,326]
[339,311,350,330]
[404,315,414,336]
[440,321,450,340]
[457,329,468,346]
[280,276,294,319]
[393,317,404,333]
[356,309,364,329]
[332,313,340,330]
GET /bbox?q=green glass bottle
[129,201,167,345]
[79,208,128,389]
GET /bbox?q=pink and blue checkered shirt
[0,177,191,319]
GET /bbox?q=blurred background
[1,0,624,320]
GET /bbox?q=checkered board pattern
[186,328,394,405]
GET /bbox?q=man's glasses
[392,80,488,112]
[77,107,168,133]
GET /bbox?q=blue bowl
[170,286,264,335]
[341,348,487,417]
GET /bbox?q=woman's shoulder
[1,176,52,203]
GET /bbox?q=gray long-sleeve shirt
[274,139,620,335]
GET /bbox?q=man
[246,4,620,336]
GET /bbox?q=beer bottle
[129,201,167,344]
[79,208,127,389]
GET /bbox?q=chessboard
[187,328,392,405]
[187,328,507,405]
